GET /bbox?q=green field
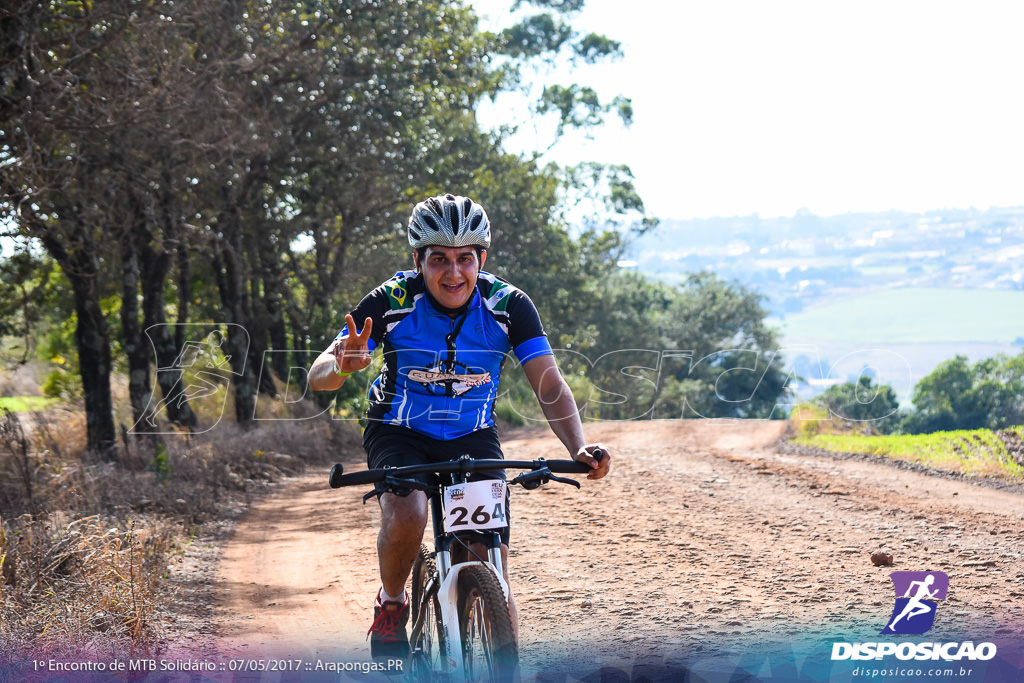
[778,288,1024,344]
[793,426,1024,482]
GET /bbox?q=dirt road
[203,420,1024,678]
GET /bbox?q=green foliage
[493,358,600,428]
[815,376,901,434]
[41,370,81,402]
[0,0,678,442]
[150,444,171,483]
[574,33,623,63]
[904,352,1024,433]
[492,0,633,144]
[562,163,653,234]
[793,427,1024,482]
[512,0,586,12]
[572,270,790,420]
[37,303,82,402]
[499,13,573,58]
[0,249,48,335]
[792,351,1024,437]
[500,2,621,65]
[538,85,632,135]
[0,396,59,413]
[492,365,538,427]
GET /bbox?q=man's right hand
[308,314,373,392]
[334,314,373,375]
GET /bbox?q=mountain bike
[329,452,601,682]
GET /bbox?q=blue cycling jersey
[334,270,553,440]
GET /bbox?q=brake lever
[510,468,582,490]
[509,469,550,490]
[547,473,582,489]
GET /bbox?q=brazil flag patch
[385,279,409,309]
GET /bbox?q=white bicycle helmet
[407,193,491,249]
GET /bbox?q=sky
[473,0,1024,220]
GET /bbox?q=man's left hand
[574,444,611,480]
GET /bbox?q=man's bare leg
[377,491,428,597]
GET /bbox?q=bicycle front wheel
[410,544,447,677]
[457,564,519,682]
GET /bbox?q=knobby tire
[457,563,519,683]
[410,544,447,678]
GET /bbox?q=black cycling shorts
[362,421,511,546]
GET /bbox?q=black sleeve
[504,289,552,362]
[337,285,389,348]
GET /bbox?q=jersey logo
[408,364,492,397]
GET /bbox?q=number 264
[448,504,506,526]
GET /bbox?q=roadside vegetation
[811,351,1024,436]
[792,407,1024,482]
[0,396,57,413]
[790,354,1024,483]
[0,398,355,659]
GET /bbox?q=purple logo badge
[880,571,949,635]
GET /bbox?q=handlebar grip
[545,459,594,474]
[329,464,343,488]
[549,448,605,472]
[329,464,385,488]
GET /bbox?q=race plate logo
[880,571,949,635]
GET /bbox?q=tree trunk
[120,226,159,438]
[142,198,198,428]
[73,273,118,459]
[247,275,278,399]
[43,226,119,461]
[32,212,117,461]
[175,237,191,353]
[213,227,255,426]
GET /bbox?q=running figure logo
[880,571,949,635]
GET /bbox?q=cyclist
[308,193,611,658]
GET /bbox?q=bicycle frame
[329,455,594,680]
[414,473,510,679]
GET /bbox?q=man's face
[417,245,486,310]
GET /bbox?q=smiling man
[307,193,611,658]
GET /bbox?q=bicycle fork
[410,493,512,679]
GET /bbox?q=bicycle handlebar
[329,451,603,489]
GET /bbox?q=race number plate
[442,479,508,533]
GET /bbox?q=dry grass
[0,403,360,659]
[0,513,177,659]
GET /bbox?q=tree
[816,376,901,434]
[563,270,790,421]
[0,244,54,364]
[906,352,1024,433]
[1,1,235,452]
[656,272,789,419]
[2,0,655,445]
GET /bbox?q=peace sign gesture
[333,314,374,375]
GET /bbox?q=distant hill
[624,206,1024,401]
[627,205,1024,312]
